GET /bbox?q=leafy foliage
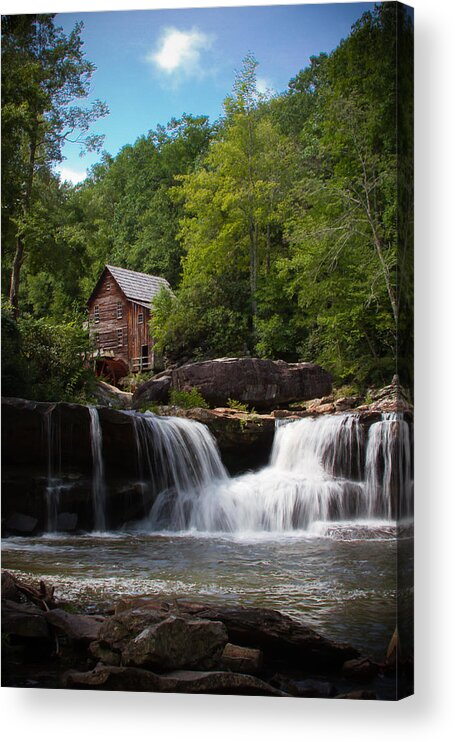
[139,402,162,415]
[1,3,413,399]
[1,14,108,314]
[1,302,94,402]
[152,3,412,386]
[169,387,209,410]
[227,399,257,414]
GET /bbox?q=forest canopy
[1,4,413,399]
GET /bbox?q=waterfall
[48,406,411,535]
[125,412,227,529]
[44,407,63,532]
[365,413,413,520]
[272,414,365,480]
[141,412,412,534]
[89,406,107,531]
[159,414,366,533]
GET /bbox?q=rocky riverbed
[1,571,411,698]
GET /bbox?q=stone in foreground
[121,615,228,670]
[221,642,263,674]
[335,690,377,700]
[45,609,104,644]
[63,665,285,696]
[2,600,51,640]
[174,600,359,669]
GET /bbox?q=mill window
[94,305,100,323]
[117,302,123,319]
[117,329,123,347]
[138,313,144,324]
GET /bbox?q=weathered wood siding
[128,302,154,368]
[88,269,154,370]
[87,273,130,366]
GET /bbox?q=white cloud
[147,26,214,78]
[56,166,87,185]
[256,77,275,97]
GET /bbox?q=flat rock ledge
[64,666,285,696]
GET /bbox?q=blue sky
[53,2,375,184]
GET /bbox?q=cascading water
[141,412,412,534]
[365,412,413,520]
[43,407,64,532]
[89,406,107,531]
[149,414,365,533]
[54,407,411,535]
[272,413,365,480]
[125,411,228,529]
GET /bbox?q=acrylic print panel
[1,1,414,700]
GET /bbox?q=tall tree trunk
[266,223,271,274]
[249,217,257,319]
[246,113,258,328]
[358,151,399,327]
[9,236,25,317]
[9,126,37,318]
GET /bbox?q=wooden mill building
[87,265,171,383]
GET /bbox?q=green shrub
[169,387,209,409]
[333,384,361,399]
[227,398,257,415]
[1,304,28,397]
[139,402,162,414]
[1,303,94,402]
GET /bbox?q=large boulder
[121,615,228,670]
[110,597,359,671]
[45,609,105,644]
[134,357,332,411]
[2,600,51,640]
[173,600,359,670]
[133,374,171,406]
[89,380,133,410]
[97,604,228,671]
[98,603,170,652]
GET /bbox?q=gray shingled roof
[106,265,171,308]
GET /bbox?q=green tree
[155,55,294,361]
[62,114,213,300]
[280,3,412,384]
[1,14,108,315]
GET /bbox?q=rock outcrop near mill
[133,357,333,410]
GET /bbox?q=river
[1,520,413,658]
